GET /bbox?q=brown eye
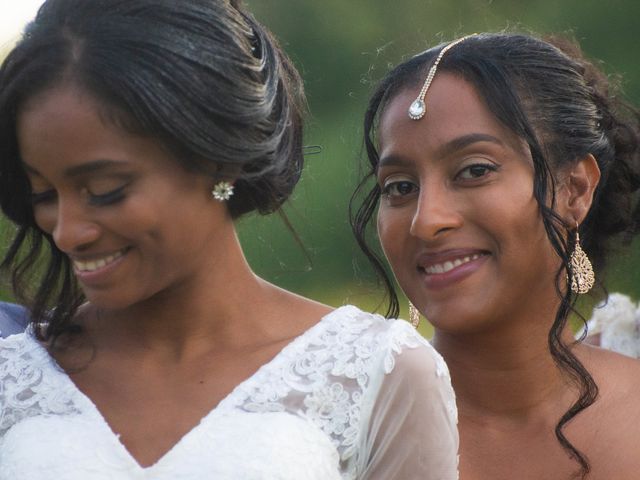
[456,163,498,181]
[383,180,418,197]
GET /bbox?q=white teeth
[424,254,483,275]
[74,250,125,273]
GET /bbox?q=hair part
[0,0,306,340]
[351,32,640,478]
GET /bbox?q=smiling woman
[0,0,458,478]
[17,87,223,310]
[352,33,640,479]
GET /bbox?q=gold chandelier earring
[408,302,421,329]
[569,223,595,294]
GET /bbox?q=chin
[81,289,142,311]
[423,301,491,335]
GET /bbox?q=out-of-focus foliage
[1,1,639,324]
[239,0,640,315]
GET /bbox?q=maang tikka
[570,223,595,294]
[408,34,477,120]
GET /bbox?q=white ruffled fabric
[577,293,640,358]
[0,305,459,479]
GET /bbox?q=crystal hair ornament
[408,34,477,120]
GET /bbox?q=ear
[216,163,243,180]
[557,154,601,225]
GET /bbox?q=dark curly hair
[351,33,640,478]
[0,0,305,341]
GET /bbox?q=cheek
[481,180,538,239]
[377,207,410,266]
[33,205,57,235]
[488,191,555,271]
[376,209,392,257]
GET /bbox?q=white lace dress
[578,293,640,358]
[0,305,459,479]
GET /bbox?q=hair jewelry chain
[408,34,477,120]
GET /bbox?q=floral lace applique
[219,307,441,476]
[0,306,456,479]
[0,334,80,436]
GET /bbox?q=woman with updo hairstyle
[352,32,640,479]
[0,1,458,478]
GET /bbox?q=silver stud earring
[212,181,234,202]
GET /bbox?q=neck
[88,224,273,358]
[433,308,577,421]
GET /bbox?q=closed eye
[30,189,57,205]
[85,184,129,206]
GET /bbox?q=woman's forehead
[378,73,528,159]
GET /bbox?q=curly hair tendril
[350,33,640,478]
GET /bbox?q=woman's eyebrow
[378,154,413,168]
[378,133,504,168]
[435,133,504,157]
[22,159,126,178]
[63,159,127,178]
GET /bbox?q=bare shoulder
[257,281,334,338]
[573,345,640,476]
[579,343,640,383]
[577,344,640,403]
[276,289,334,325]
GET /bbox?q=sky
[0,0,44,47]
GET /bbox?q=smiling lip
[417,249,490,290]
[71,248,129,284]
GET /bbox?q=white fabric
[0,303,28,338]
[578,293,640,358]
[0,305,459,479]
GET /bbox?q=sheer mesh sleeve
[356,323,459,479]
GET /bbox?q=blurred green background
[240,0,640,324]
[1,0,639,332]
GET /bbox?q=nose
[409,181,463,240]
[51,198,101,253]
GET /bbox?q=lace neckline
[27,305,359,470]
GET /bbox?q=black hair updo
[0,0,305,339]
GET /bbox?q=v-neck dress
[0,306,459,479]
